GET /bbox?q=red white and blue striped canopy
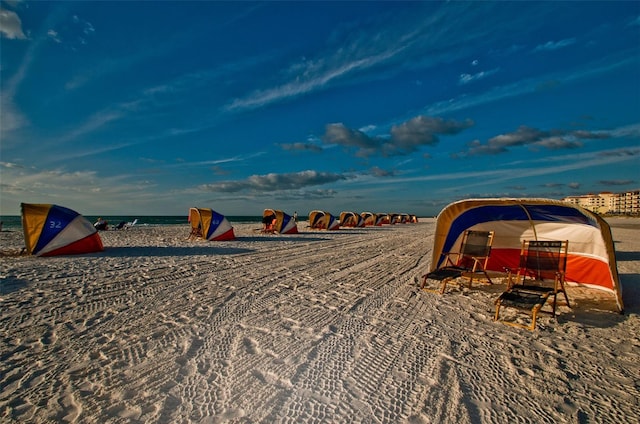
[432,198,622,312]
[21,203,104,256]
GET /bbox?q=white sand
[1,218,638,423]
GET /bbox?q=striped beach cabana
[431,198,623,312]
[188,207,235,241]
[21,203,104,256]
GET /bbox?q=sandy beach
[1,218,638,423]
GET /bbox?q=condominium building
[614,190,640,215]
[561,190,639,215]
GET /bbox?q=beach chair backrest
[520,240,568,281]
[461,230,493,257]
[455,230,494,269]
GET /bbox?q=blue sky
[1,1,639,217]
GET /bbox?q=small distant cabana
[339,211,365,227]
[399,213,411,223]
[389,213,401,225]
[188,207,235,241]
[376,213,390,226]
[309,210,340,230]
[262,209,298,234]
[361,212,376,226]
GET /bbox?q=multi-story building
[561,190,639,215]
[561,193,609,214]
[613,190,640,215]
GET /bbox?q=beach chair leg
[420,275,427,289]
[420,275,444,294]
[494,298,543,331]
[530,305,542,331]
[440,278,451,294]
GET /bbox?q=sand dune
[1,218,638,423]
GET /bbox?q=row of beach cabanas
[194,209,419,240]
[310,210,418,230]
[18,203,420,256]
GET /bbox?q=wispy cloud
[458,68,499,85]
[47,29,61,43]
[422,51,639,119]
[1,164,117,200]
[0,159,169,214]
[0,94,27,140]
[458,126,608,157]
[599,179,635,186]
[225,45,409,112]
[223,3,500,112]
[279,142,323,153]
[598,149,640,158]
[345,145,639,194]
[445,148,640,193]
[608,123,640,138]
[369,166,396,177]
[1,3,72,140]
[533,38,576,52]
[165,152,267,170]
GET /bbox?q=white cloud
[0,161,163,215]
[199,170,350,193]
[47,29,61,43]
[0,8,27,39]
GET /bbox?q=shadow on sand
[619,273,640,315]
[553,272,638,328]
[0,278,31,295]
[100,246,256,257]
[615,251,640,261]
[238,235,329,242]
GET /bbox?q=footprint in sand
[243,337,261,355]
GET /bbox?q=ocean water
[0,215,262,231]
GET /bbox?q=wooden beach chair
[261,213,277,234]
[189,223,203,240]
[494,240,571,331]
[420,230,495,294]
